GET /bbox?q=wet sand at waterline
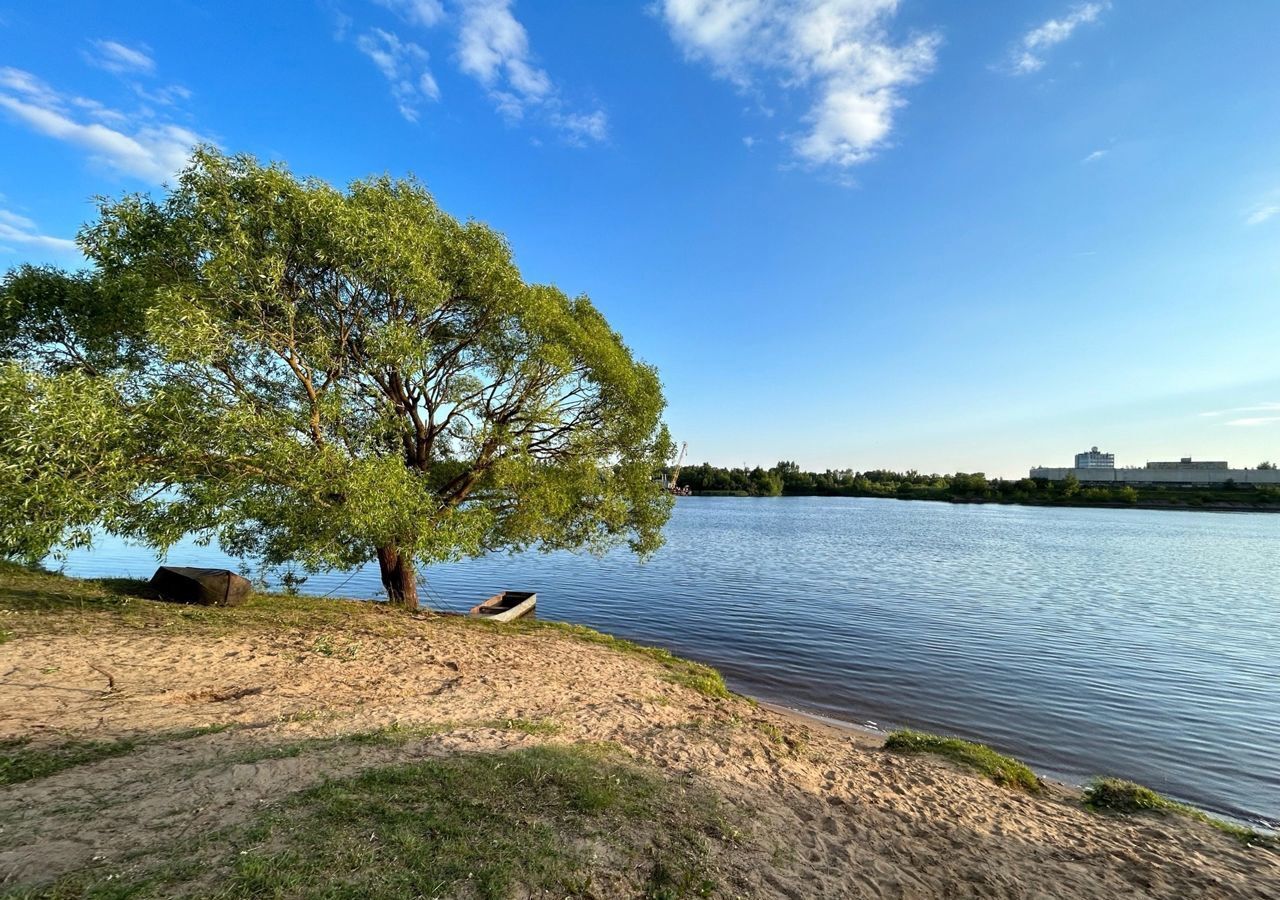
[2,581,1276,897]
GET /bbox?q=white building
[1074,446,1115,469]
[1031,454,1280,486]
[1146,457,1228,471]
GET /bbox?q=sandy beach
[2,572,1277,898]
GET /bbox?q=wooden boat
[469,590,537,623]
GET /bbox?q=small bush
[1084,778,1270,844]
[884,730,1041,793]
[1084,777,1172,814]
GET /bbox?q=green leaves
[0,365,147,562]
[0,149,672,596]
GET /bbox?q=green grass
[0,715,561,792]
[752,720,785,744]
[0,561,418,639]
[231,745,726,899]
[480,716,564,736]
[1,564,731,702]
[13,747,732,900]
[170,721,531,774]
[0,725,231,786]
[309,633,362,659]
[884,730,1041,793]
[1084,778,1272,845]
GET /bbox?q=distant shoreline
[942,496,1280,514]
[683,492,1280,513]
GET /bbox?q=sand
[2,612,1277,897]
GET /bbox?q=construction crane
[669,441,689,495]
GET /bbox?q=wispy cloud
[85,40,155,75]
[83,37,192,108]
[355,28,440,122]
[343,0,606,143]
[1081,148,1107,164]
[454,0,606,141]
[658,0,939,171]
[1006,2,1107,75]
[1201,402,1280,418]
[1245,202,1278,226]
[0,209,78,253]
[1226,416,1280,428]
[550,109,607,145]
[375,0,446,28]
[134,83,193,107]
[457,0,552,116]
[0,66,209,183]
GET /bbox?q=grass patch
[0,725,231,786]
[0,561,417,640]
[182,722,454,771]
[884,730,1041,793]
[747,719,806,754]
[1084,778,1272,845]
[481,717,563,736]
[229,746,727,899]
[24,746,732,899]
[309,633,361,659]
[1,717,558,794]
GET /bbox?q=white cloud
[355,28,440,122]
[450,0,609,142]
[0,67,61,108]
[1245,203,1278,226]
[1226,416,1280,428]
[0,66,208,183]
[457,0,552,114]
[659,0,939,169]
[134,83,194,107]
[1201,402,1280,418]
[743,135,757,148]
[340,0,604,143]
[0,209,78,253]
[86,40,156,75]
[552,109,608,145]
[1082,149,1107,163]
[82,38,193,108]
[1007,2,1107,75]
[375,0,446,28]
[451,0,606,142]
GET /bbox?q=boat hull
[469,591,537,623]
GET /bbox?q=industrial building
[1074,446,1115,468]
[1030,450,1280,486]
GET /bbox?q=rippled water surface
[57,497,1280,826]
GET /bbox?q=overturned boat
[468,590,537,623]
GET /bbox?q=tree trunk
[376,545,419,610]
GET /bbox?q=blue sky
[1,0,1277,478]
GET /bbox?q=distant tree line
[669,461,1280,508]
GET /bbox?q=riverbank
[689,491,1280,513]
[2,566,1277,898]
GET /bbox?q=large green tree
[0,149,672,608]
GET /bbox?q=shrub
[884,730,1040,793]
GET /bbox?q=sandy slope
[2,615,1277,898]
